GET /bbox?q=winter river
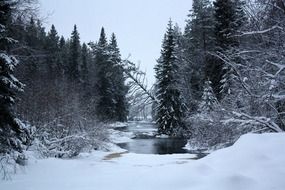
[116,121,207,158]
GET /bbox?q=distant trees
[92,27,115,121]
[108,33,128,122]
[90,28,128,122]
[0,0,130,160]
[69,25,80,81]
[8,20,129,125]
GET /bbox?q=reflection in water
[118,138,188,155]
[117,122,207,158]
[154,138,188,154]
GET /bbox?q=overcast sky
[39,0,193,85]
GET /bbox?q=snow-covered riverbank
[1,132,285,190]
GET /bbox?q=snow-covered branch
[236,25,283,37]
[223,111,284,132]
[208,51,258,97]
[121,60,158,104]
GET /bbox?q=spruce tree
[94,27,116,122]
[183,0,215,109]
[185,0,214,52]
[155,20,186,137]
[25,17,38,47]
[58,36,69,75]
[81,43,88,84]
[209,0,246,97]
[68,25,81,81]
[36,20,46,49]
[45,25,60,78]
[198,80,220,112]
[108,33,128,122]
[0,0,30,155]
[79,42,93,117]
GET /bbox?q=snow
[1,133,285,190]
[109,122,128,129]
[107,122,135,144]
[108,129,134,144]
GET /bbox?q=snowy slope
[1,133,285,190]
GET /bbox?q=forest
[1,0,285,189]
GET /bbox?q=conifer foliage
[69,25,81,81]
[183,0,215,110]
[155,20,186,137]
[199,80,219,112]
[210,0,246,97]
[0,0,30,155]
[108,33,128,122]
[92,28,128,122]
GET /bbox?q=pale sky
[39,0,193,86]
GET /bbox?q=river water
[117,122,207,158]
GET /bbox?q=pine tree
[36,20,46,49]
[0,0,30,155]
[183,0,215,109]
[81,43,88,84]
[210,0,246,97]
[7,16,25,43]
[155,20,186,137]
[108,33,128,121]
[25,17,38,47]
[173,24,188,102]
[185,0,214,52]
[199,80,220,112]
[93,27,116,122]
[68,25,81,81]
[58,36,69,75]
[45,24,60,77]
[79,42,93,117]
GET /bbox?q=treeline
[1,0,128,160]
[154,0,285,147]
[12,20,128,126]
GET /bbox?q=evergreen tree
[0,0,30,155]
[79,42,93,117]
[36,20,46,49]
[45,24,60,77]
[183,0,215,109]
[68,25,81,81]
[173,24,189,104]
[58,36,69,75]
[108,33,128,121]
[93,27,116,121]
[155,20,186,137]
[25,17,38,47]
[209,0,246,97]
[81,43,88,84]
[43,25,66,121]
[7,16,25,43]
[185,0,214,52]
[198,80,220,112]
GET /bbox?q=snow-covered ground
[1,133,285,190]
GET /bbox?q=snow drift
[1,133,285,190]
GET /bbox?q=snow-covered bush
[0,150,31,180]
[185,110,258,151]
[0,154,17,180]
[29,117,110,158]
